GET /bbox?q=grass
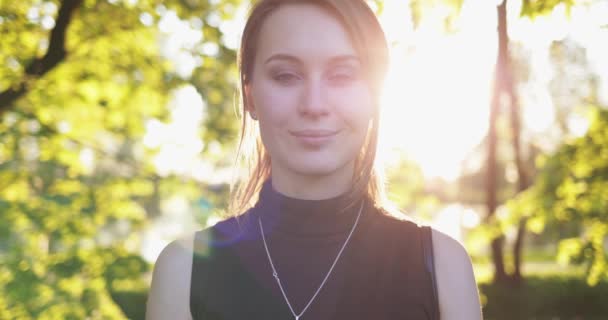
[473,262,588,284]
[480,275,608,320]
[474,261,607,320]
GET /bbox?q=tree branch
[0,0,83,115]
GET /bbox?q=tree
[508,106,608,286]
[0,0,240,317]
[409,0,592,284]
[488,0,604,284]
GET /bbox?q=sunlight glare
[461,207,481,229]
[79,148,95,175]
[378,0,495,181]
[144,85,206,177]
[158,10,203,78]
[377,0,607,181]
[432,204,463,242]
[431,204,482,242]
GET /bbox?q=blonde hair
[228,0,389,217]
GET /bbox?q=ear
[243,84,257,120]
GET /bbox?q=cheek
[251,82,296,126]
[332,84,375,129]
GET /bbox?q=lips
[290,129,338,137]
[290,129,339,147]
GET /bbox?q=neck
[270,164,355,200]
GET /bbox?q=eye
[273,73,301,85]
[328,67,358,85]
[330,72,353,82]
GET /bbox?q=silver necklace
[258,201,364,320]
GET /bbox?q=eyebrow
[264,53,361,66]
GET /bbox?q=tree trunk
[487,75,507,282]
[506,57,529,283]
[487,0,510,284]
[509,100,530,283]
[500,0,532,284]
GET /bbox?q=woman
[146,0,482,319]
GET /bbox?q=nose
[298,77,329,118]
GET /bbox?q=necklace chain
[258,201,364,320]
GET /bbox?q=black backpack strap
[422,225,440,320]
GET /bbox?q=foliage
[409,0,581,32]
[111,289,148,320]
[384,155,441,220]
[0,0,241,317]
[520,0,576,18]
[507,107,608,286]
[408,0,464,32]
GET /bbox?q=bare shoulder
[431,228,483,320]
[146,233,197,320]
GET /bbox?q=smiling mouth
[290,130,339,137]
[289,130,339,147]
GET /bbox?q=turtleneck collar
[252,178,368,238]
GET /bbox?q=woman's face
[248,3,374,183]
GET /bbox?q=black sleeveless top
[190,180,436,319]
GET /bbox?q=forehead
[255,3,358,63]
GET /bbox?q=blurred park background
[1,0,607,319]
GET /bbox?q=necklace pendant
[295,317,299,320]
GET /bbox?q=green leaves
[509,106,608,285]
[1,0,243,317]
[520,0,576,18]
[408,0,464,32]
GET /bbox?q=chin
[287,156,351,178]
[292,165,340,177]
